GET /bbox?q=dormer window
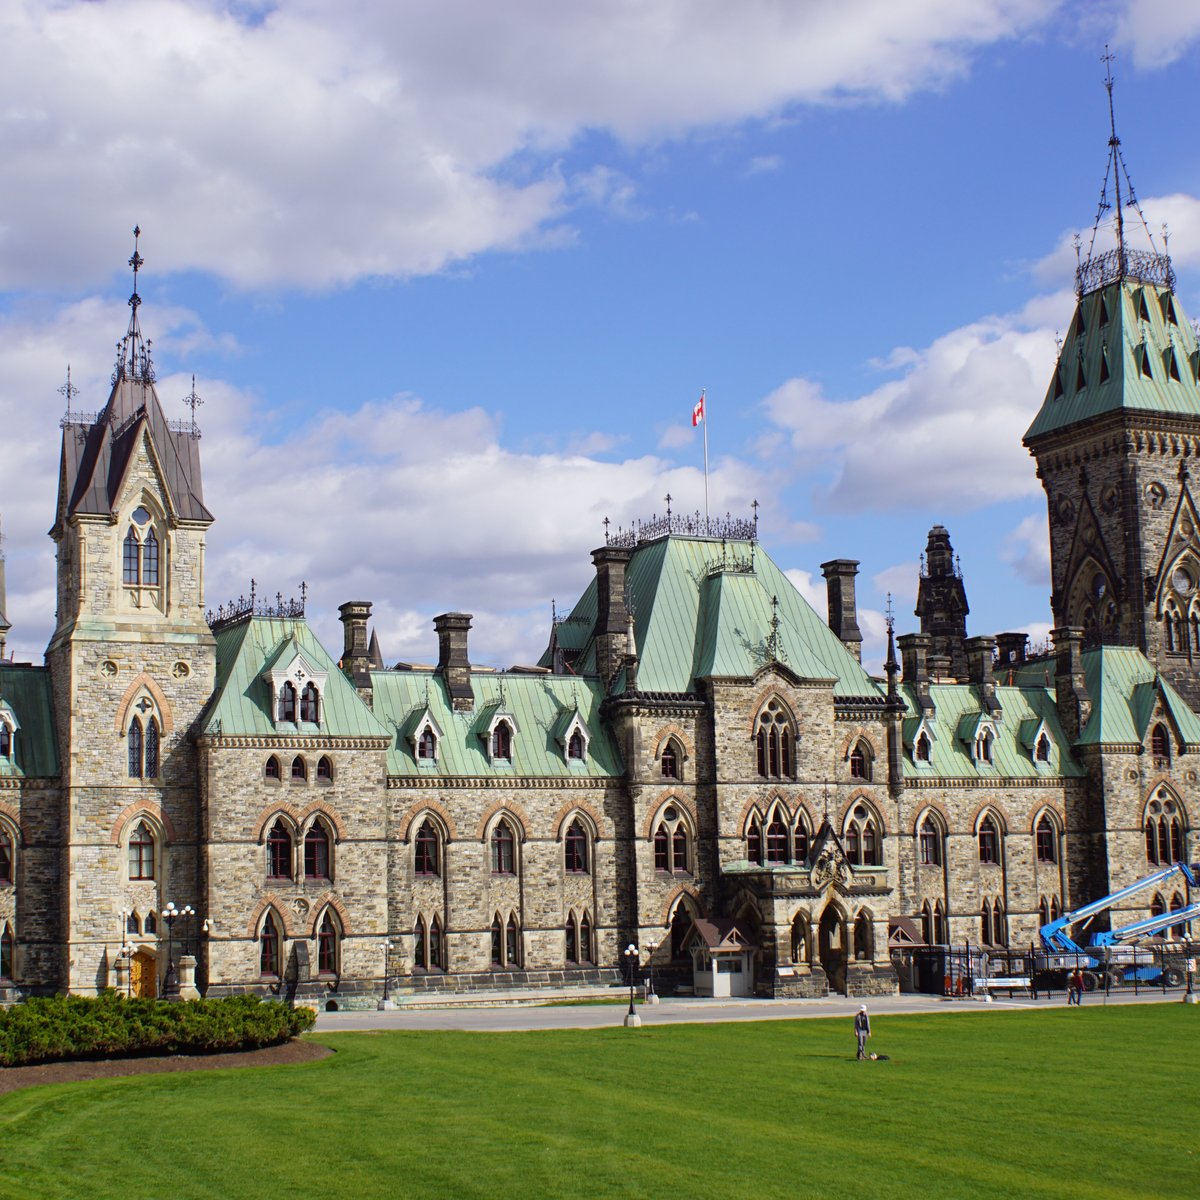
[914,731,931,763]
[300,681,320,723]
[263,642,328,731]
[1035,732,1051,763]
[279,682,297,723]
[492,720,513,761]
[567,730,585,760]
[0,715,12,761]
[975,727,994,765]
[418,727,437,760]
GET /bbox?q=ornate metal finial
[113,226,155,384]
[603,516,611,545]
[58,364,80,421]
[181,374,204,437]
[885,592,895,633]
[765,594,783,662]
[664,493,672,519]
[751,498,760,534]
[1054,330,1063,358]
[128,225,144,313]
[250,578,257,605]
[300,581,308,606]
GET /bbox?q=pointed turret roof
[56,228,211,527]
[1025,55,1200,443]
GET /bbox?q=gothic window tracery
[918,815,943,866]
[653,805,691,875]
[844,803,881,867]
[128,821,156,881]
[755,698,795,779]
[317,910,340,975]
[1145,791,1186,865]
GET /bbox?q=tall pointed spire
[113,225,155,384]
[1076,48,1173,298]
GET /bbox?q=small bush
[0,992,316,1067]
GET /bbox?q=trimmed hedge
[0,992,316,1067]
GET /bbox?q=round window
[132,506,152,526]
[1091,573,1107,601]
[663,806,678,823]
[1173,565,1194,595]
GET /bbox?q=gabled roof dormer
[553,706,590,766]
[957,711,997,767]
[902,715,937,767]
[1018,717,1054,770]
[262,636,328,730]
[404,704,444,766]
[0,699,19,763]
[477,703,518,764]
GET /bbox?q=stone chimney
[338,601,372,688]
[965,634,1002,718]
[995,632,1028,669]
[1052,626,1092,741]
[591,546,632,689]
[897,632,935,717]
[820,559,863,662]
[434,612,474,710]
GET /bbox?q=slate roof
[202,616,390,740]
[544,534,878,697]
[0,664,59,778]
[371,670,621,778]
[1025,279,1200,442]
[897,682,1081,779]
[59,377,211,524]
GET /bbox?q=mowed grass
[1,1006,1197,1200]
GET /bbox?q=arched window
[317,912,339,975]
[491,820,516,875]
[505,914,520,967]
[0,830,13,885]
[304,822,331,881]
[142,529,159,586]
[746,818,763,865]
[490,915,503,966]
[291,756,307,782]
[128,822,155,881]
[1036,815,1057,864]
[844,804,881,867]
[565,819,589,874]
[0,724,9,758]
[978,815,999,864]
[0,925,12,981]
[429,915,444,971]
[791,913,809,963]
[863,822,878,865]
[654,825,669,871]
[854,912,873,960]
[126,911,140,935]
[492,721,512,760]
[922,902,934,945]
[267,820,292,880]
[1038,896,1050,928]
[418,726,437,760]
[914,731,931,762]
[1146,818,1158,864]
[1171,818,1184,863]
[300,682,320,723]
[316,755,333,782]
[579,912,592,964]
[1035,733,1051,763]
[123,528,140,584]
[413,916,427,970]
[279,682,297,723]
[654,806,691,875]
[794,821,809,863]
[660,742,679,779]
[1050,897,1061,921]
[144,718,160,780]
[128,718,144,778]
[992,901,1006,947]
[670,904,693,960]
[846,824,860,864]
[981,900,992,944]
[144,911,157,935]
[765,814,789,864]
[260,913,281,977]
[672,825,689,873]
[975,729,994,764]
[265,755,281,780]
[566,915,578,964]
[119,505,159,590]
[1146,792,1186,864]
[1170,894,1188,939]
[1150,893,1166,921]
[755,699,795,779]
[567,730,585,760]
[918,817,942,867]
[849,741,872,781]
[415,820,440,876]
[1151,723,1171,764]
[933,902,946,945]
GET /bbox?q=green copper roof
[549,535,877,697]
[370,670,620,777]
[1076,646,1200,747]
[898,683,1081,779]
[1025,280,1200,442]
[0,664,59,777]
[202,616,390,740]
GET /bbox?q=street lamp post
[624,943,642,1028]
[160,902,195,1000]
[645,939,659,1004]
[1186,954,1197,1004]
[378,941,397,1010]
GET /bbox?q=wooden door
[131,950,157,998]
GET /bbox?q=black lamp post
[624,943,642,1028]
[645,938,658,1003]
[160,902,194,999]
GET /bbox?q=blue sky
[3,1,1200,672]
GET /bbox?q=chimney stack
[964,634,1001,718]
[897,632,935,717]
[338,601,372,688]
[591,545,632,689]
[995,632,1028,668]
[1052,626,1092,740]
[820,559,863,662]
[434,613,474,710]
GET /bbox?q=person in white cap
[854,1005,871,1059]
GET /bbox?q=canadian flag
[692,393,705,427]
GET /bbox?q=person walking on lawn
[854,1005,871,1059]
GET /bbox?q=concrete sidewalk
[313,987,1190,1034]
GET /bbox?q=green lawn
[0,1006,1197,1199]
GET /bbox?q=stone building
[0,123,1196,1005]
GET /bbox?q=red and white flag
[691,393,705,427]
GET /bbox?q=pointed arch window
[506,914,520,967]
[0,924,12,981]
[791,913,809,963]
[260,913,281,977]
[126,911,140,935]
[1038,896,1050,928]
[279,682,297,723]
[1151,723,1171,765]
[922,902,935,945]
[854,911,873,961]
[415,819,440,877]
[267,820,293,880]
[291,756,307,782]
[565,915,577,964]
[567,730,585,760]
[654,825,669,871]
[142,529,159,586]
[0,830,12,886]
[418,726,437,761]
[264,755,281,780]
[429,915,444,971]
[317,911,339,975]
[316,755,333,782]
[303,822,331,881]
[0,724,9,759]
[122,507,162,597]
[794,819,809,863]
[1036,815,1057,863]
[492,721,513,761]
[765,815,789,864]
[144,717,160,780]
[992,901,1006,947]
[490,915,503,966]
[579,912,592,964]
[755,699,795,780]
[978,815,1000,865]
[565,819,589,874]
[660,742,679,779]
[746,818,763,866]
[491,820,516,875]
[1170,893,1188,939]
[655,806,691,875]
[1035,732,1051,763]
[300,682,320,724]
[918,817,942,867]
[975,728,994,765]
[914,731,931,763]
[123,529,140,584]
[845,804,881,867]
[672,826,689,873]
[128,718,144,778]
[981,899,992,944]
[849,740,872,781]
[128,821,155,881]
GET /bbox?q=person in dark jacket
[854,1005,871,1059]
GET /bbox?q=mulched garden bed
[0,1038,331,1095]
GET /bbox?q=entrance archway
[818,905,847,994]
[131,949,157,998]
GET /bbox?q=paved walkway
[314,987,1192,1034]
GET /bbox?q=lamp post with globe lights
[160,902,195,999]
[624,943,642,1027]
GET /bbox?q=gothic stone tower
[915,524,969,681]
[1023,110,1200,708]
[45,234,216,993]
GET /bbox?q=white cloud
[0,0,1056,291]
[747,155,782,175]
[1002,513,1051,588]
[1111,0,1200,68]
[873,563,919,607]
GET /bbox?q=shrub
[0,992,316,1067]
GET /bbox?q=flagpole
[701,388,709,529]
